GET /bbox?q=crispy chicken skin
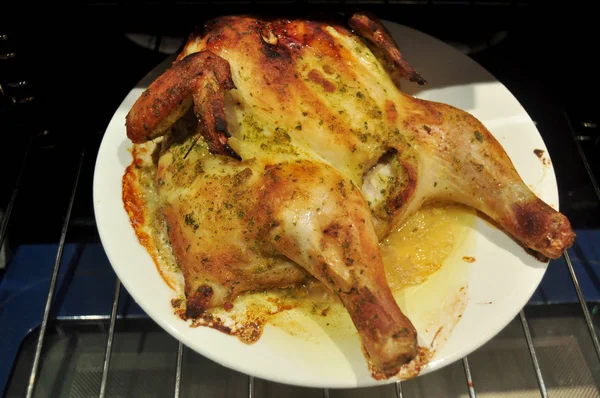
[125,51,239,158]
[125,13,575,376]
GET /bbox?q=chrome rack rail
[25,150,85,398]
[462,357,476,398]
[249,376,255,398]
[15,109,600,397]
[395,381,403,398]
[519,310,548,398]
[174,342,184,398]
[99,279,121,398]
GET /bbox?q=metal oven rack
[1,2,599,397]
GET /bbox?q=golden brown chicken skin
[126,51,239,158]
[125,13,575,377]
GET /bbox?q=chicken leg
[259,160,418,375]
[362,96,575,259]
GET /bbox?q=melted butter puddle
[383,204,476,350]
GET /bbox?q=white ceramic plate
[93,20,557,388]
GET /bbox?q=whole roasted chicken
[125,13,575,377]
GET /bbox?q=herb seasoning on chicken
[123,13,575,378]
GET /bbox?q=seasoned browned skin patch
[308,69,336,92]
[385,100,398,123]
[186,285,214,318]
[163,200,308,315]
[323,223,341,237]
[400,97,445,133]
[272,20,341,59]
[158,155,310,315]
[508,201,575,259]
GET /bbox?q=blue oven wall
[0,242,145,396]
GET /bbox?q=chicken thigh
[125,13,575,376]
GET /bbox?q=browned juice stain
[534,148,544,159]
[534,148,551,166]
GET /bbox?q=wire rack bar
[564,250,600,362]
[248,376,254,398]
[395,381,403,398]
[55,314,148,321]
[462,357,476,398]
[99,279,122,398]
[323,388,330,398]
[519,310,548,398]
[174,342,184,398]
[25,150,84,398]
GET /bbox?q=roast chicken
[124,13,575,377]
